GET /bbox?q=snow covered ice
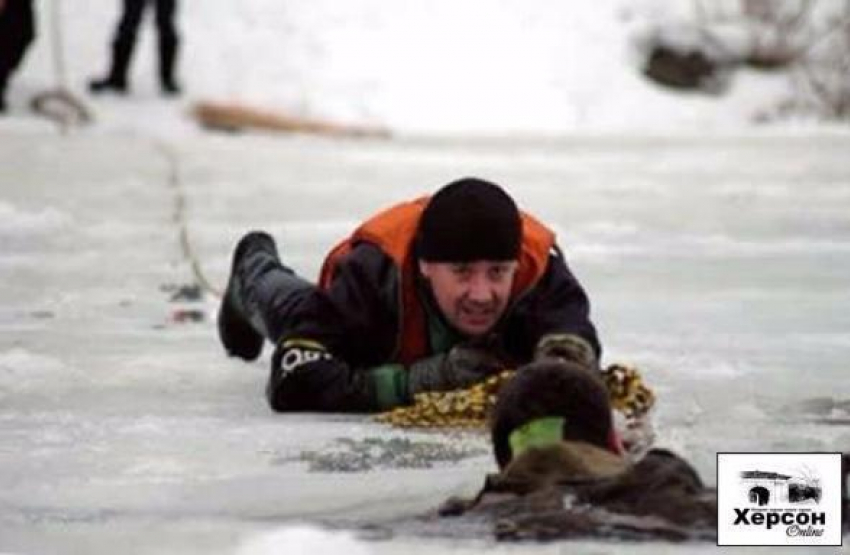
[2,1,850,554]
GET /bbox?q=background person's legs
[0,0,35,112]
[154,0,180,94]
[90,0,147,93]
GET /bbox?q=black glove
[407,345,507,396]
[534,333,598,371]
[267,338,373,412]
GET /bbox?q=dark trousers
[236,246,315,343]
[107,0,179,85]
[0,0,36,101]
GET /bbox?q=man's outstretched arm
[266,338,511,412]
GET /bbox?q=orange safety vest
[319,197,556,365]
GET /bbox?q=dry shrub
[692,0,850,120]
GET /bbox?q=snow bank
[11,0,816,135]
[179,0,791,133]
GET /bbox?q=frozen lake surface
[1,124,849,554]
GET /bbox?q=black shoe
[217,232,277,361]
[161,80,182,96]
[89,77,128,94]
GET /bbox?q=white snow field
[2,0,850,553]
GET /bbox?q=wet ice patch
[0,348,82,399]
[0,348,67,380]
[570,231,850,262]
[236,524,372,555]
[612,351,753,383]
[569,220,642,239]
[284,436,488,472]
[678,235,850,257]
[786,397,850,426]
[0,201,72,237]
[686,360,750,378]
[569,242,648,260]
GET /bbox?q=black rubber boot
[89,38,133,94]
[160,78,181,96]
[217,231,278,361]
[88,76,128,94]
[158,35,181,96]
[1,74,10,114]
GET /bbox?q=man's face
[418,260,518,337]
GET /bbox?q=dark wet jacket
[436,447,718,542]
[430,449,850,542]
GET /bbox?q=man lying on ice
[217,176,849,541]
[217,176,600,411]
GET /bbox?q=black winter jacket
[267,242,599,412]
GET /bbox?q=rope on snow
[31,0,93,131]
[152,139,223,299]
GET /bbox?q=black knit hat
[417,177,521,262]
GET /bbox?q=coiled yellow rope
[374,364,655,430]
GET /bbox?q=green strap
[368,364,409,410]
[508,417,565,457]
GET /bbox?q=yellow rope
[374,364,655,430]
[603,363,656,420]
[153,140,223,299]
[374,371,513,429]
